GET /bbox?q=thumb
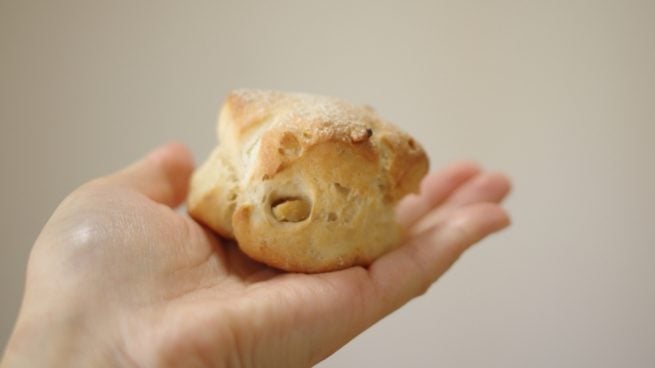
[101,142,195,207]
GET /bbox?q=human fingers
[370,202,510,315]
[396,161,481,229]
[442,171,512,209]
[95,142,194,207]
[412,171,511,234]
[287,203,509,365]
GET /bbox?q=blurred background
[1,1,654,366]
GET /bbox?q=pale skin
[1,142,511,367]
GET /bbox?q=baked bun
[188,90,429,273]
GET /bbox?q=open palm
[4,143,510,368]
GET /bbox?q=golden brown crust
[188,89,429,273]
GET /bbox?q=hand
[1,143,511,368]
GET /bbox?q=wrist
[2,307,128,368]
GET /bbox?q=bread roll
[188,90,428,273]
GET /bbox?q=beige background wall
[1,1,654,366]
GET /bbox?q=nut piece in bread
[188,89,429,273]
